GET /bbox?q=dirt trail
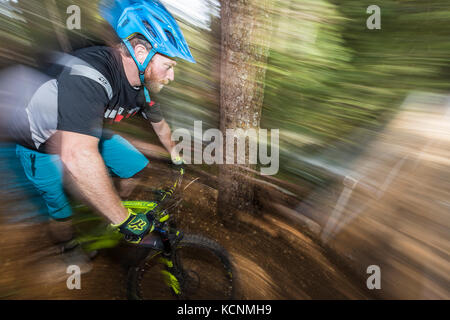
[0,161,373,299]
[3,93,447,299]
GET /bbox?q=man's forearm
[152,119,175,154]
[62,146,128,224]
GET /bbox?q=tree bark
[218,0,273,224]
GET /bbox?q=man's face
[144,53,176,94]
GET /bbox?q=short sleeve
[136,88,164,123]
[57,69,110,138]
[141,102,164,123]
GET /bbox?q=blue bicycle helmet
[99,0,195,103]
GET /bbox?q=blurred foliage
[262,0,450,184]
[1,0,449,187]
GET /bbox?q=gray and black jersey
[4,46,163,153]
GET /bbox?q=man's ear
[134,44,149,64]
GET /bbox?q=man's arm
[59,130,128,224]
[151,119,176,157]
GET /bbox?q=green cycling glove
[112,209,155,244]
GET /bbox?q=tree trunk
[217,0,273,224]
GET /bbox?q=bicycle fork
[159,255,183,295]
[158,231,184,296]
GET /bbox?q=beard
[145,70,169,94]
[145,81,164,94]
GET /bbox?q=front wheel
[127,234,236,300]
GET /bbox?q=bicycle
[72,165,236,300]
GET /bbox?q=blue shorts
[16,134,149,220]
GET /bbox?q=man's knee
[100,134,149,179]
[47,216,74,244]
[45,196,72,220]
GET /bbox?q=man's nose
[168,69,174,82]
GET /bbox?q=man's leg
[116,174,143,198]
[15,145,73,244]
[99,134,149,198]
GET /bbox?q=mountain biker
[5,0,195,248]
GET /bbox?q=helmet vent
[152,14,164,24]
[142,20,157,39]
[121,18,130,28]
[164,30,177,49]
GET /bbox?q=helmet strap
[123,39,157,104]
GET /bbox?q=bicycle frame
[123,166,186,296]
[73,166,186,296]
